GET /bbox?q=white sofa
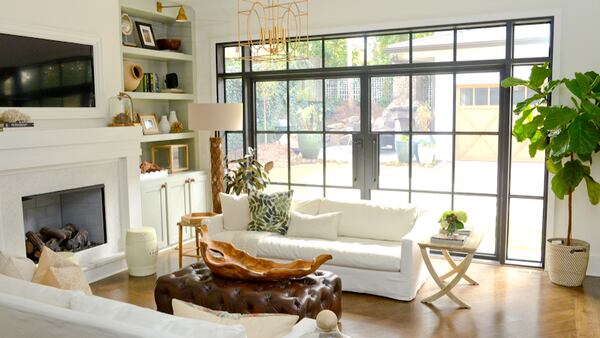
[205,198,437,301]
[0,273,316,338]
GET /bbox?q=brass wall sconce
[156,1,188,22]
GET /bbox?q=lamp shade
[187,103,243,131]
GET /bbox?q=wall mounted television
[0,33,95,108]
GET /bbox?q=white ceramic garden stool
[126,227,158,277]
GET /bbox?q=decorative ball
[170,121,184,133]
[316,310,338,332]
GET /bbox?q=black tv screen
[0,33,95,107]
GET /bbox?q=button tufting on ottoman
[155,262,342,320]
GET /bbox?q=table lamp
[188,103,243,213]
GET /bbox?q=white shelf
[122,46,193,62]
[121,5,176,23]
[141,131,195,143]
[125,91,194,101]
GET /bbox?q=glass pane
[367,34,409,65]
[62,61,86,86]
[325,78,360,132]
[453,195,497,255]
[411,192,451,218]
[251,45,286,71]
[290,79,323,131]
[325,134,353,187]
[371,76,409,132]
[460,88,473,106]
[289,40,322,69]
[507,198,544,262]
[490,87,499,105]
[225,78,242,103]
[41,64,60,89]
[20,67,39,93]
[257,133,289,184]
[224,46,242,73]
[290,134,323,185]
[457,26,506,61]
[412,135,452,192]
[265,184,289,194]
[370,190,409,205]
[456,72,500,132]
[326,188,361,201]
[514,23,551,59]
[324,37,365,67]
[256,81,287,132]
[412,74,453,132]
[225,132,244,169]
[412,30,453,63]
[291,186,324,199]
[379,134,409,189]
[455,135,498,194]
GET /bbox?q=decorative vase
[159,116,171,134]
[168,110,179,124]
[297,134,321,160]
[123,61,143,91]
[546,238,590,287]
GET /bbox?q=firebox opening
[22,184,107,262]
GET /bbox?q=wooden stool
[178,212,217,268]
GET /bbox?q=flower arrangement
[438,210,468,235]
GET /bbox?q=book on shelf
[141,72,160,93]
[431,234,467,245]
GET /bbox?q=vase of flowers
[438,210,468,236]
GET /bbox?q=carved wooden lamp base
[210,136,224,214]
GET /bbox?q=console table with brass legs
[418,232,483,309]
[178,212,218,268]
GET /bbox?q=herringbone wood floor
[91,249,600,338]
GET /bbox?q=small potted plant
[297,105,321,160]
[417,138,436,165]
[438,210,468,236]
[394,134,410,163]
[224,148,274,195]
[501,63,600,287]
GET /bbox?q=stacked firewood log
[25,223,90,262]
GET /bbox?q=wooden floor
[91,249,600,338]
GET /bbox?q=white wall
[190,0,600,275]
[0,0,121,129]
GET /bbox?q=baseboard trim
[587,254,600,277]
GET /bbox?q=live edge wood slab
[199,224,332,281]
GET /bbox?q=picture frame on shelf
[135,21,157,49]
[139,114,160,135]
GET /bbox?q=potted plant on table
[438,210,468,236]
[501,63,600,287]
[224,148,274,195]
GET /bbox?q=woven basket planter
[546,238,589,287]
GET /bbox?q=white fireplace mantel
[0,126,143,282]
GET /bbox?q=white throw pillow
[220,193,251,231]
[291,199,321,215]
[0,251,36,281]
[286,211,340,241]
[172,299,298,338]
[70,293,246,338]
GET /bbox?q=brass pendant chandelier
[237,0,308,62]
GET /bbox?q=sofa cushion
[33,247,92,295]
[291,199,321,215]
[319,199,418,241]
[172,299,298,338]
[286,211,340,241]
[247,191,293,235]
[220,193,251,231]
[0,251,36,281]
[257,235,402,272]
[0,273,75,308]
[70,293,246,338]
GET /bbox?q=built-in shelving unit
[122,46,193,62]
[140,131,195,143]
[125,91,195,101]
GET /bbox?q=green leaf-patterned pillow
[247,191,293,235]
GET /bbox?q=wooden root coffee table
[418,232,483,309]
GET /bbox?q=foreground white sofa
[0,273,316,338]
[205,198,437,301]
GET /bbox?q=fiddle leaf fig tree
[501,63,600,246]
[224,147,274,195]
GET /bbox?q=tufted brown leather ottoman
[155,262,342,320]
